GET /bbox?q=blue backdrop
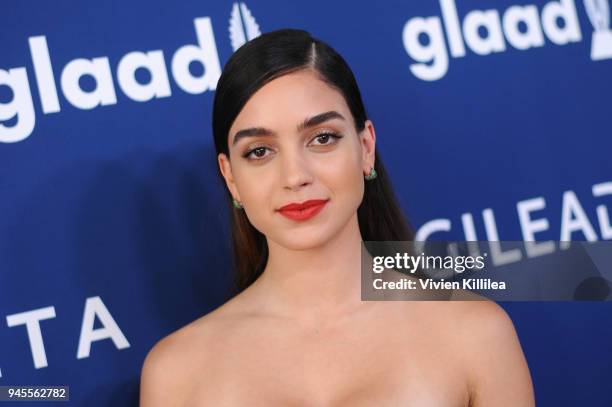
[1,0,611,405]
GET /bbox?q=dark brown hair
[212,29,414,295]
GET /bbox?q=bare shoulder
[443,297,518,342]
[139,295,246,406]
[408,294,518,341]
[400,296,534,406]
[441,299,535,407]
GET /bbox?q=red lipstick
[277,199,329,221]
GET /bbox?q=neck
[250,213,373,323]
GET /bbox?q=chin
[271,225,338,251]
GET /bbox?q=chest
[185,318,470,406]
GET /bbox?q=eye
[243,146,272,160]
[310,132,343,146]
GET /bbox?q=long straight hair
[212,29,414,295]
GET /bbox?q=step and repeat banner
[1,0,611,405]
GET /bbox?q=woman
[140,29,534,406]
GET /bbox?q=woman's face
[218,69,376,250]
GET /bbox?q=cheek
[233,159,270,196]
[315,145,364,203]
[233,166,274,224]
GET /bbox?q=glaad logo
[229,2,261,51]
[585,0,612,59]
[402,0,612,81]
[0,4,262,144]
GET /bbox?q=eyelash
[242,131,343,161]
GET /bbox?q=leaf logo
[229,3,261,52]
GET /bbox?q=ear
[360,119,376,174]
[217,153,241,202]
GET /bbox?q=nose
[279,146,314,191]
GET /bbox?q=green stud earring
[232,198,243,209]
[365,167,377,181]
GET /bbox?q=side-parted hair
[212,29,414,295]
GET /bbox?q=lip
[277,199,329,221]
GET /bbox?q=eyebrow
[232,110,346,146]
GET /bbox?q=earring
[365,167,377,181]
[232,198,243,209]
